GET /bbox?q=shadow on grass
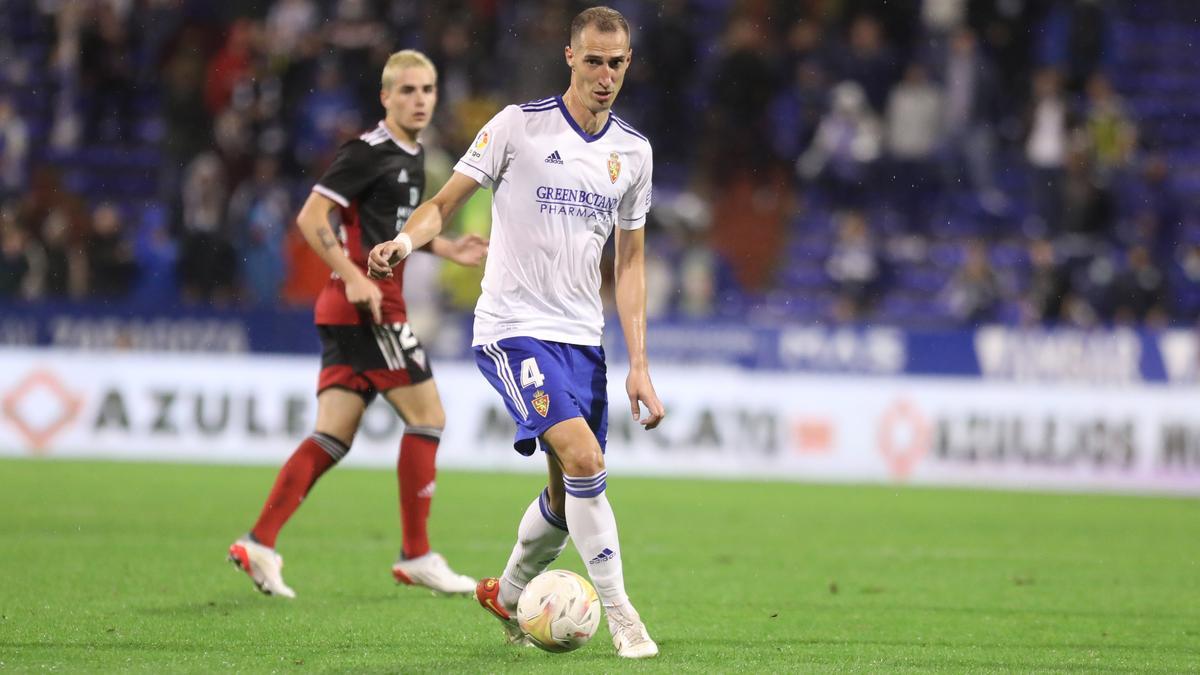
[134,588,435,617]
[133,597,285,617]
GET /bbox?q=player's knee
[556,445,605,478]
[314,427,355,449]
[404,407,445,430]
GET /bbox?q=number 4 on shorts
[520,357,545,388]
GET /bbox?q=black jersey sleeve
[312,139,377,207]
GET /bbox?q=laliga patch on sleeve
[468,129,490,161]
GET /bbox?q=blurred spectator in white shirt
[1025,68,1073,232]
[799,81,883,209]
[886,63,943,230]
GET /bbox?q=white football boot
[228,537,296,598]
[606,603,659,658]
[391,552,476,595]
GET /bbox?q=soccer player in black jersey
[228,50,487,598]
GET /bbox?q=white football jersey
[454,96,653,347]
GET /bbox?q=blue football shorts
[474,337,609,456]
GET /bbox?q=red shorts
[317,323,433,403]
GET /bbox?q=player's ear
[564,45,573,69]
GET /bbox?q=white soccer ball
[516,569,601,653]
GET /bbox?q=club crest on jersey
[607,152,621,183]
[532,390,550,417]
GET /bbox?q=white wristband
[393,232,413,260]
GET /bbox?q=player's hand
[445,233,489,267]
[344,273,383,323]
[368,241,405,279]
[626,368,666,430]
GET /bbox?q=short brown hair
[570,6,630,44]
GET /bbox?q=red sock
[250,433,346,548]
[398,429,440,559]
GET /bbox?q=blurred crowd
[0,0,1197,329]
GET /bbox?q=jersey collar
[555,96,612,143]
[377,121,421,155]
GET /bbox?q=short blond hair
[381,49,437,91]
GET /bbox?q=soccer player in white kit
[367,6,664,659]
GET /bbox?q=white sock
[563,470,628,608]
[498,487,569,611]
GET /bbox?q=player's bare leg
[229,389,364,598]
[543,418,658,658]
[385,380,474,595]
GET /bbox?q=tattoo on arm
[317,227,338,250]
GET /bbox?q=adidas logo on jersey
[544,150,564,165]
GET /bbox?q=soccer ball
[516,570,601,653]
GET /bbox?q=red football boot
[476,577,532,646]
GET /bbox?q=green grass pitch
[1,457,1197,672]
